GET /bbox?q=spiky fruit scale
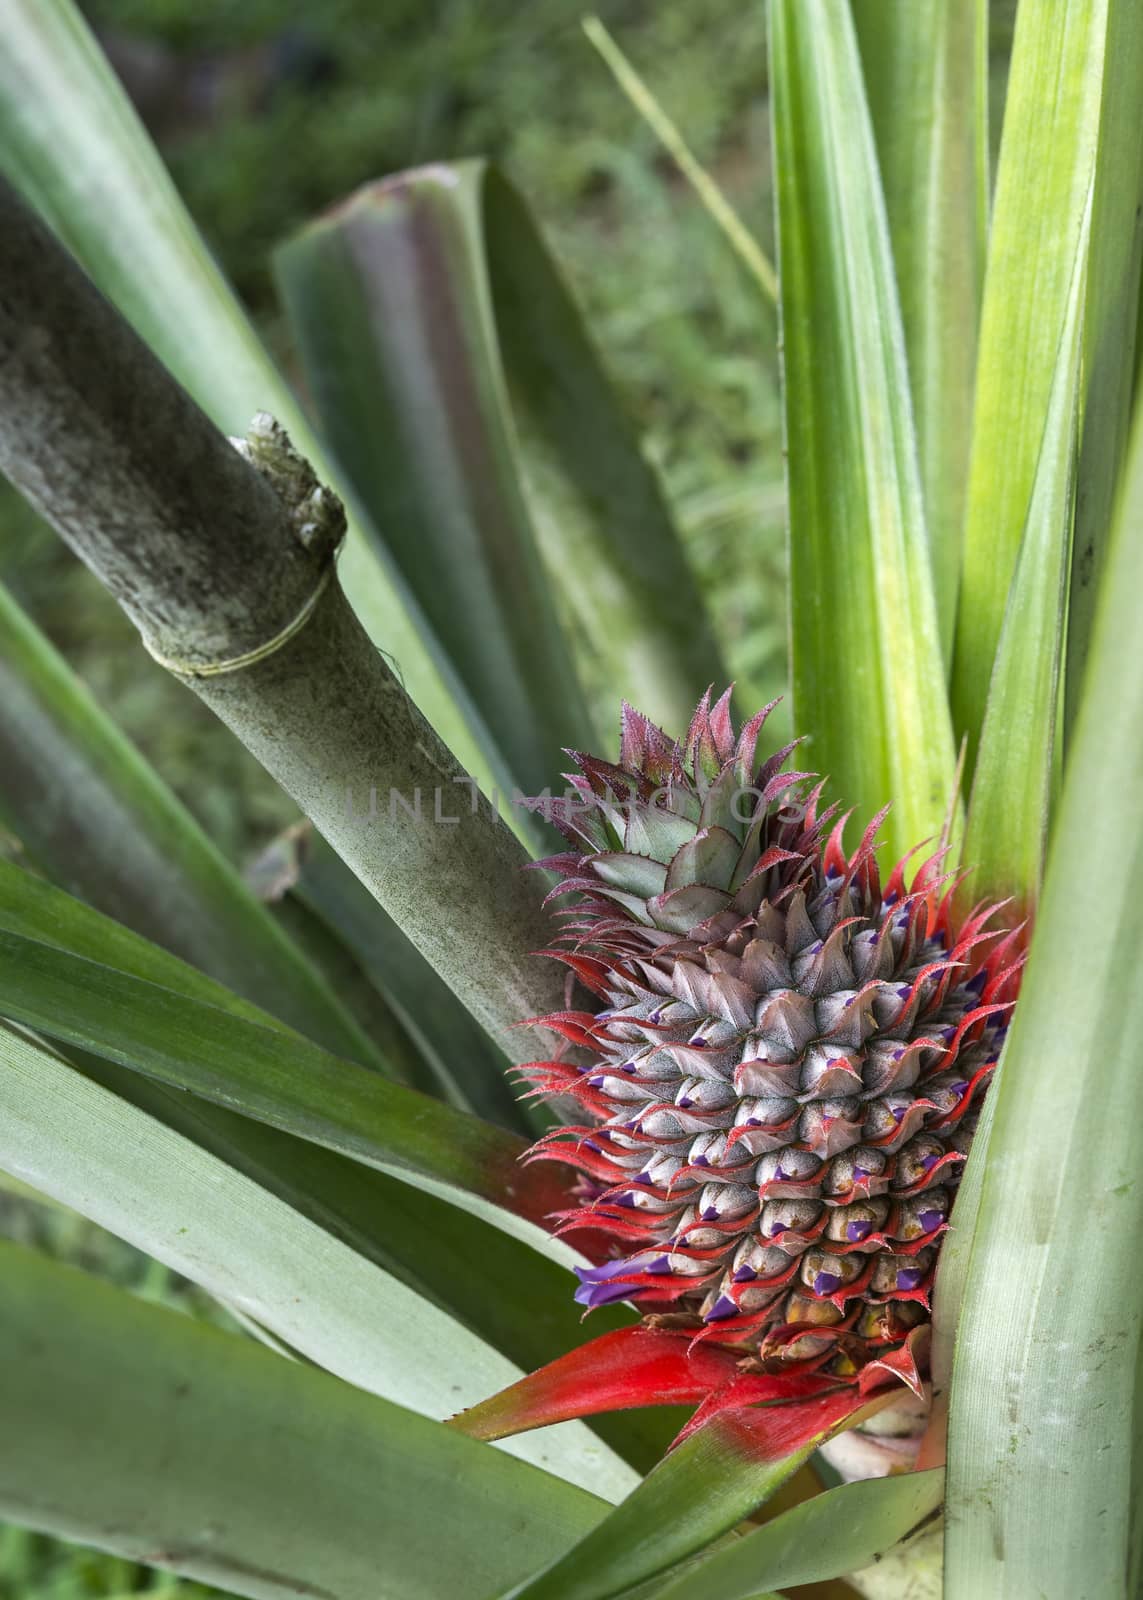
[521,692,1021,1383]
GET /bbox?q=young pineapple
[521,692,1020,1382]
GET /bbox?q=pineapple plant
[0,0,1141,1598]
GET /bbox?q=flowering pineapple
[468,691,1022,1441]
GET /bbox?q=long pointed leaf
[244,885,445,1100]
[0,854,361,1037]
[960,194,1089,914]
[0,1026,635,1498]
[945,387,1143,1595]
[0,854,550,1265]
[0,577,395,1071]
[249,818,529,1132]
[0,861,667,1469]
[771,0,957,866]
[0,916,576,1251]
[654,1468,944,1600]
[77,1041,676,1473]
[950,0,1108,768]
[72,1040,551,1357]
[0,1243,612,1599]
[277,161,730,736]
[481,160,734,735]
[852,0,986,659]
[491,1391,893,1600]
[0,0,506,799]
[1065,0,1143,739]
[919,1085,998,1474]
[273,171,597,793]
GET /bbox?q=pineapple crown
[518,691,1022,1383]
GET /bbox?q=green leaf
[276,161,729,738]
[0,861,670,1472]
[852,0,987,661]
[245,884,448,1102]
[924,1086,997,1475]
[0,855,299,1030]
[491,1391,891,1600]
[248,822,529,1131]
[0,0,505,802]
[0,1026,636,1499]
[0,1241,613,1599]
[480,159,735,735]
[1066,0,1143,740]
[945,387,1143,1594]
[950,0,1108,770]
[0,578,398,1072]
[770,0,958,867]
[0,912,575,1255]
[273,172,597,795]
[654,1468,945,1600]
[960,193,1089,914]
[78,1040,676,1474]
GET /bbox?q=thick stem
[0,198,313,668]
[0,177,564,1056]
